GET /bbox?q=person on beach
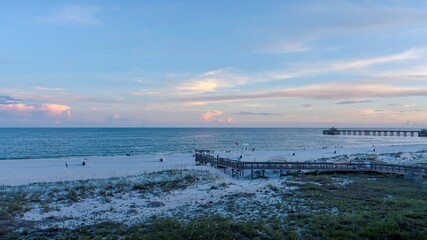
[65,162,68,168]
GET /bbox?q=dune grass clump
[133,173,201,194]
[285,173,427,239]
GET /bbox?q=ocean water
[0,128,425,160]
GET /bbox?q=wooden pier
[195,150,427,178]
[323,127,427,137]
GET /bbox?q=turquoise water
[0,128,425,160]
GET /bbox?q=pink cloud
[0,103,71,118]
[227,117,236,123]
[219,117,236,124]
[200,111,236,124]
[38,104,72,117]
[200,110,223,122]
[0,104,34,114]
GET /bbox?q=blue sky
[1,0,427,127]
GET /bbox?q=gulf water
[0,128,425,160]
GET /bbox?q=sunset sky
[1,0,427,127]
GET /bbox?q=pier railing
[323,127,427,137]
[195,150,427,178]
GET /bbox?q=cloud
[106,113,141,122]
[40,5,100,26]
[177,80,219,93]
[38,104,72,117]
[387,103,416,108]
[132,90,160,96]
[333,49,424,70]
[179,83,427,104]
[356,109,386,115]
[139,48,423,106]
[200,110,223,122]
[260,41,310,54]
[375,64,427,82]
[175,69,248,93]
[299,3,427,36]
[219,117,236,124]
[0,104,33,113]
[0,103,71,118]
[91,106,112,111]
[398,109,421,113]
[335,100,373,105]
[203,69,229,76]
[234,111,281,116]
[230,48,425,88]
[34,86,64,91]
[267,48,426,83]
[134,79,156,84]
[243,103,274,108]
[107,113,122,121]
[0,96,20,104]
[6,90,127,105]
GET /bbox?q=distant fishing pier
[195,150,427,178]
[323,127,427,137]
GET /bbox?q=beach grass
[285,173,427,239]
[0,171,426,239]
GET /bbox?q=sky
[1,0,427,127]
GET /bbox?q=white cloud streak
[179,83,427,105]
[261,41,311,54]
[333,49,424,70]
[40,5,100,26]
[34,86,64,91]
[132,90,160,96]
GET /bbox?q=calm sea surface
[0,128,425,160]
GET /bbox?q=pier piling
[323,127,426,137]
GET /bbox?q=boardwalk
[195,150,427,178]
[323,127,427,137]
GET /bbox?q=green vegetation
[0,191,27,220]
[2,216,298,240]
[0,172,426,239]
[285,173,427,239]
[132,174,198,193]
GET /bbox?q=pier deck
[195,150,427,178]
[323,127,427,137]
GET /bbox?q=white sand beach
[1,144,426,186]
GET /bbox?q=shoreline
[1,144,426,186]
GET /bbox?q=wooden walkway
[195,150,427,178]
